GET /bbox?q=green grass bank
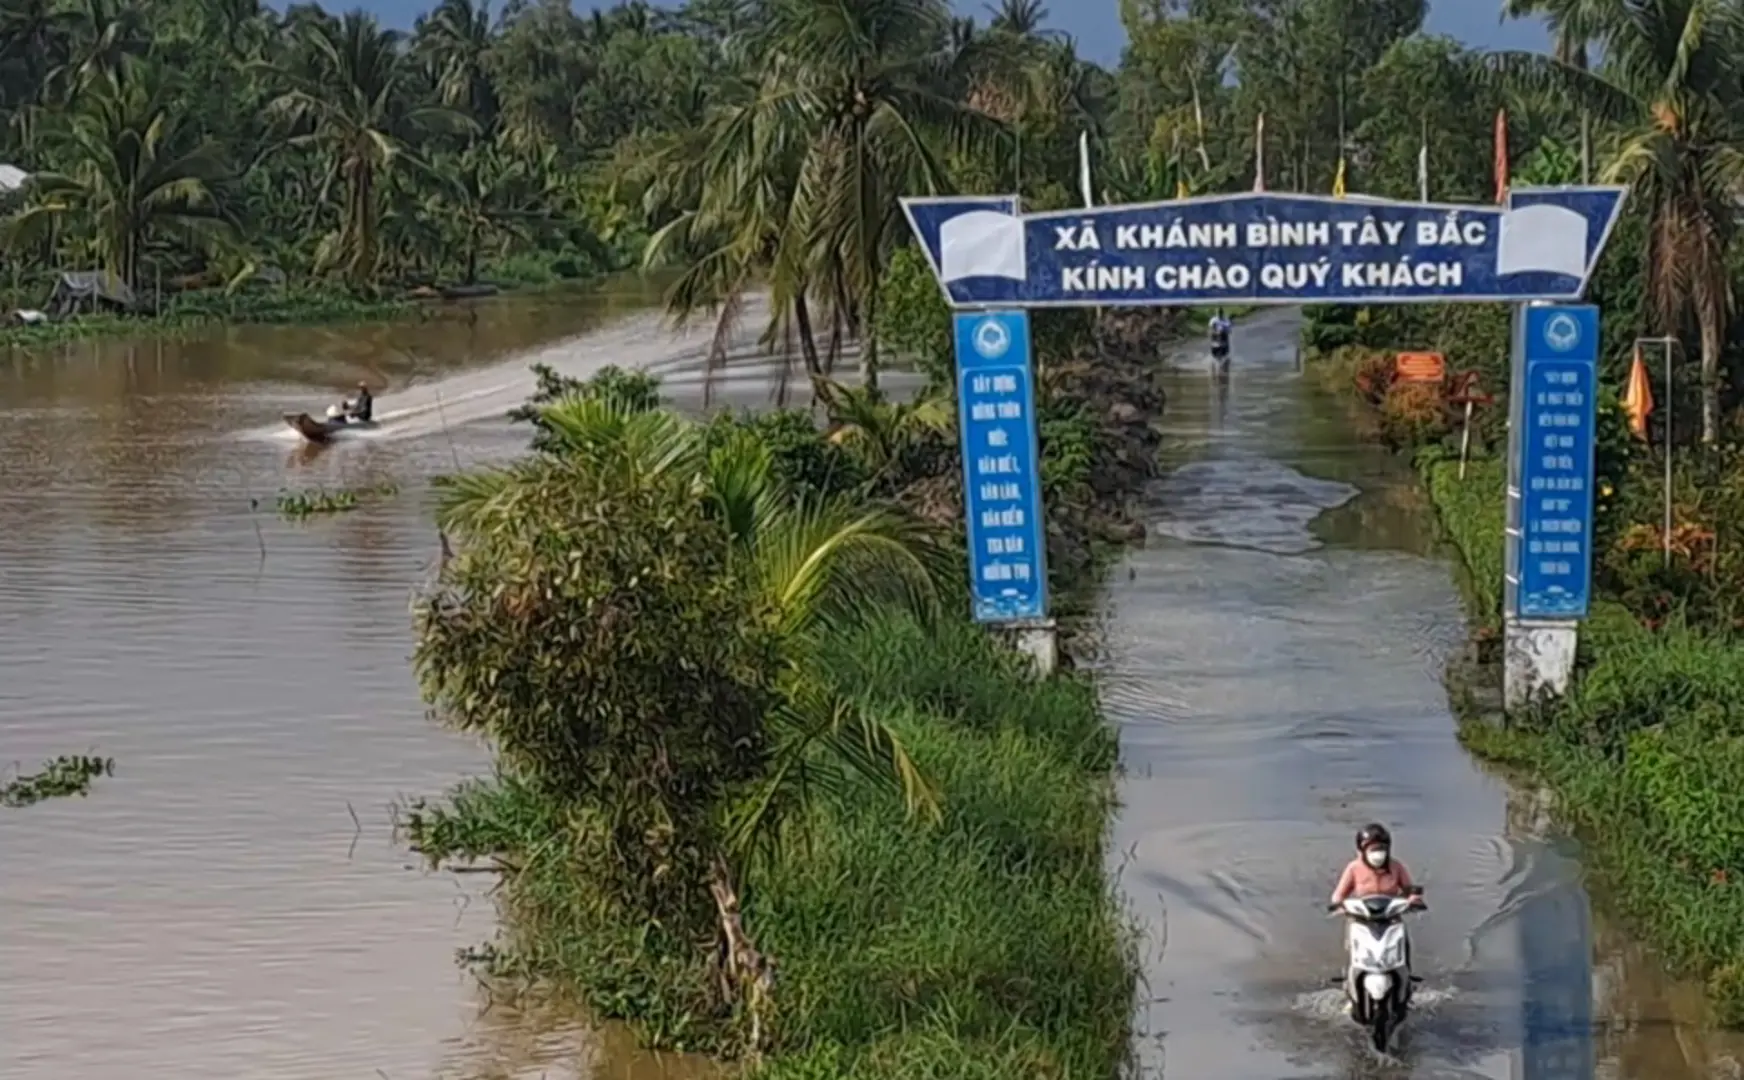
[1416,445,1744,1026]
[398,284,1181,1076]
[0,286,421,349]
[0,250,629,351]
[1302,304,1744,1027]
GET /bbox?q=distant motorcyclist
[1208,309,1232,357]
[1329,823,1422,908]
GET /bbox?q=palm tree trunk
[861,284,880,394]
[792,289,825,379]
[825,311,842,376]
[1700,300,1723,444]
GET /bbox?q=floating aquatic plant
[276,483,399,519]
[2,755,113,808]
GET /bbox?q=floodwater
[0,279,916,1080]
[1103,307,1744,1078]
[5,282,1736,1080]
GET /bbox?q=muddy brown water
[1103,307,1744,1079]
[0,280,841,1080]
[0,289,1734,1080]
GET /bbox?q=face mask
[1365,848,1389,869]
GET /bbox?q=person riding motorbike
[345,381,373,422]
[1330,823,1425,1030]
[1208,309,1232,356]
[1329,824,1421,908]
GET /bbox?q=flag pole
[1419,112,1429,202]
[1664,339,1674,567]
[1637,335,1680,567]
[1079,131,1100,322]
[1459,399,1474,478]
[1660,341,1674,568]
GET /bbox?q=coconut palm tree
[263,11,472,285]
[647,0,1001,396]
[2,63,234,291]
[639,57,826,400]
[1499,0,1604,69]
[986,0,1054,39]
[1488,0,1744,444]
[412,0,498,127]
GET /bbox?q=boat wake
[236,296,836,446]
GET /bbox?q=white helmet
[326,404,343,419]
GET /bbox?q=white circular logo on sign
[1545,313,1581,352]
[973,317,1010,359]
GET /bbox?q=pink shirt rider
[1330,856,1416,906]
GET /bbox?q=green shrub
[875,245,953,390]
[1378,380,1450,448]
[704,409,868,500]
[414,453,782,939]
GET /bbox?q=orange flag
[1622,345,1654,439]
[1493,108,1509,203]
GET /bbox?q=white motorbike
[1331,888,1424,1052]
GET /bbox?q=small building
[43,271,138,315]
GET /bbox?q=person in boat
[325,404,349,425]
[346,381,373,422]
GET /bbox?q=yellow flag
[1332,156,1347,198]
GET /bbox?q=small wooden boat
[283,412,376,444]
[440,283,499,300]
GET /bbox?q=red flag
[1493,108,1509,204]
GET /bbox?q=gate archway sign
[901,189,1626,308]
[903,187,1628,698]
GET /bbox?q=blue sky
[341,0,1552,64]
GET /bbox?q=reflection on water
[0,283,735,1080]
[1101,307,1744,1078]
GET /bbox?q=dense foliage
[403,346,1146,1071]
[0,0,756,308]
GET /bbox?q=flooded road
[0,280,895,1080]
[1103,308,1744,1079]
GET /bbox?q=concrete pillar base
[1503,619,1579,712]
[999,618,1059,677]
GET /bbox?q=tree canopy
[5,0,1743,433]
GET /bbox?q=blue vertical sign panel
[1517,304,1600,619]
[955,311,1049,622]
